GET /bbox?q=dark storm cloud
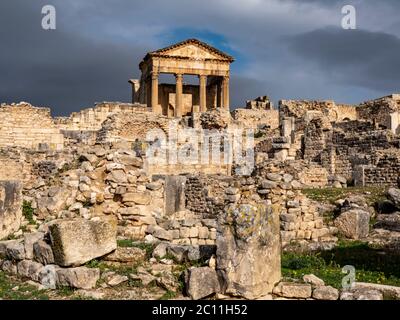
[286,27,400,92]
[0,0,400,115]
[0,0,149,115]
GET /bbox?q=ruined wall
[0,103,64,151]
[55,102,148,132]
[254,161,335,246]
[301,117,400,181]
[231,108,279,130]
[357,95,400,132]
[96,111,170,144]
[354,150,400,186]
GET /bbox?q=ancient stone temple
[129,39,234,117]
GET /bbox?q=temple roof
[143,38,235,63]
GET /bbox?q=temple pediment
[149,39,234,62]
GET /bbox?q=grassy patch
[85,259,138,277]
[282,244,400,290]
[159,290,177,300]
[0,271,49,300]
[117,240,155,259]
[302,186,388,205]
[56,286,75,297]
[22,200,36,225]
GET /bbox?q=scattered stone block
[49,217,117,267]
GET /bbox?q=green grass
[0,271,49,300]
[117,240,155,259]
[159,290,177,300]
[22,200,36,225]
[302,186,388,205]
[56,286,75,297]
[282,242,400,291]
[85,259,138,277]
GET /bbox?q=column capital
[198,74,207,79]
[175,73,183,80]
[151,71,159,80]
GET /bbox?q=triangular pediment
[150,39,234,62]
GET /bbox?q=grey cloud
[286,27,400,92]
[1,0,399,115]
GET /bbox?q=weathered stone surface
[151,227,172,241]
[334,209,370,239]
[0,181,22,240]
[156,271,180,292]
[24,232,44,260]
[122,192,151,205]
[152,242,168,259]
[17,260,44,282]
[6,240,25,261]
[273,282,312,299]
[303,274,325,287]
[130,270,156,286]
[56,267,100,289]
[103,247,146,263]
[49,217,117,267]
[104,272,128,286]
[39,265,58,289]
[217,204,281,299]
[266,173,282,182]
[353,282,400,300]
[340,289,383,300]
[388,188,400,209]
[0,240,18,259]
[33,240,55,265]
[312,285,339,300]
[185,267,221,300]
[1,260,17,274]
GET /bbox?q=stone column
[199,74,207,113]
[218,79,223,110]
[151,72,159,113]
[222,76,230,110]
[175,73,183,117]
[145,78,151,108]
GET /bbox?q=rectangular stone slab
[49,216,117,267]
[0,181,22,240]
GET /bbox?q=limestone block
[17,260,44,282]
[185,267,221,300]
[56,267,100,289]
[273,282,312,299]
[49,217,117,267]
[312,286,339,300]
[24,232,45,260]
[33,240,55,265]
[334,209,369,239]
[0,181,22,240]
[217,204,281,299]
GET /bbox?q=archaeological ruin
[1,39,400,301]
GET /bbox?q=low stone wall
[231,108,279,130]
[0,103,64,151]
[54,102,149,132]
[354,150,400,186]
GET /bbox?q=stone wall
[354,150,400,186]
[357,95,400,132]
[54,102,148,132]
[231,108,279,131]
[96,111,170,144]
[0,103,64,151]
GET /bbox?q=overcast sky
[0,0,399,116]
